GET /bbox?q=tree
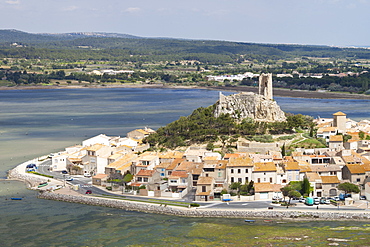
[337,182,360,194]
[230,182,242,198]
[281,143,286,157]
[359,131,365,140]
[280,185,301,206]
[288,190,302,205]
[301,177,310,196]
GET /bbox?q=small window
[238,169,241,174]
[231,169,234,174]
[245,169,248,173]
[231,177,234,183]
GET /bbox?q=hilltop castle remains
[214,73,286,122]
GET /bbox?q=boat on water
[244,220,255,223]
[10,198,22,200]
[38,182,48,188]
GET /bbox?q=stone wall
[38,191,370,221]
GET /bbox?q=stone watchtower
[258,73,273,100]
[333,111,347,134]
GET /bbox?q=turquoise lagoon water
[1,88,370,246]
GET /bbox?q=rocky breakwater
[39,191,370,221]
[7,158,61,188]
[214,92,286,122]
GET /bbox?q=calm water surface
[1,88,370,246]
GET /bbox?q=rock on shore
[39,192,370,221]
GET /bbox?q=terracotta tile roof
[254,183,282,192]
[195,191,211,196]
[284,161,300,170]
[320,176,340,184]
[166,158,184,170]
[106,153,137,169]
[155,162,171,169]
[317,127,337,133]
[197,176,214,185]
[158,151,184,159]
[333,111,346,116]
[253,162,276,172]
[329,135,343,142]
[82,143,106,152]
[227,156,253,167]
[191,166,203,175]
[176,161,196,172]
[363,163,370,171]
[204,160,227,169]
[298,164,312,173]
[342,155,358,164]
[136,169,155,176]
[169,170,188,178]
[93,174,108,179]
[203,156,218,161]
[224,153,243,159]
[345,164,366,174]
[306,172,321,182]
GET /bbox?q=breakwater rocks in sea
[38,192,370,221]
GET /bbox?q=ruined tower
[258,73,273,100]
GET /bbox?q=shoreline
[7,158,370,222]
[1,83,370,100]
[38,190,370,221]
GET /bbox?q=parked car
[26,164,37,169]
[85,190,92,194]
[299,197,305,203]
[320,197,330,204]
[84,173,91,178]
[360,196,367,200]
[313,197,320,205]
[334,196,340,201]
[66,177,73,181]
[61,170,68,174]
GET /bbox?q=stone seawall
[39,192,370,221]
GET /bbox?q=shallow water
[1,88,370,246]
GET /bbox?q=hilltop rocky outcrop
[214,91,286,122]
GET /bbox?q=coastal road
[36,159,368,211]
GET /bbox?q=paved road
[35,159,369,211]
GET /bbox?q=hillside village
[50,74,370,203]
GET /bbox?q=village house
[132,152,159,174]
[320,175,340,197]
[305,172,323,197]
[168,170,192,193]
[81,143,113,176]
[184,147,208,162]
[127,127,155,140]
[328,135,344,150]
[132,169,161,191]
[253,162,278,184]
[82,134,116,147]
[195,176,215,201]
[226,156,254,185]
[92,174,109,186]
[165,158,184,177]
[254,183,282,200]
[282,161,300,184]
[104,153,137,180]
[342,164,367,186]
